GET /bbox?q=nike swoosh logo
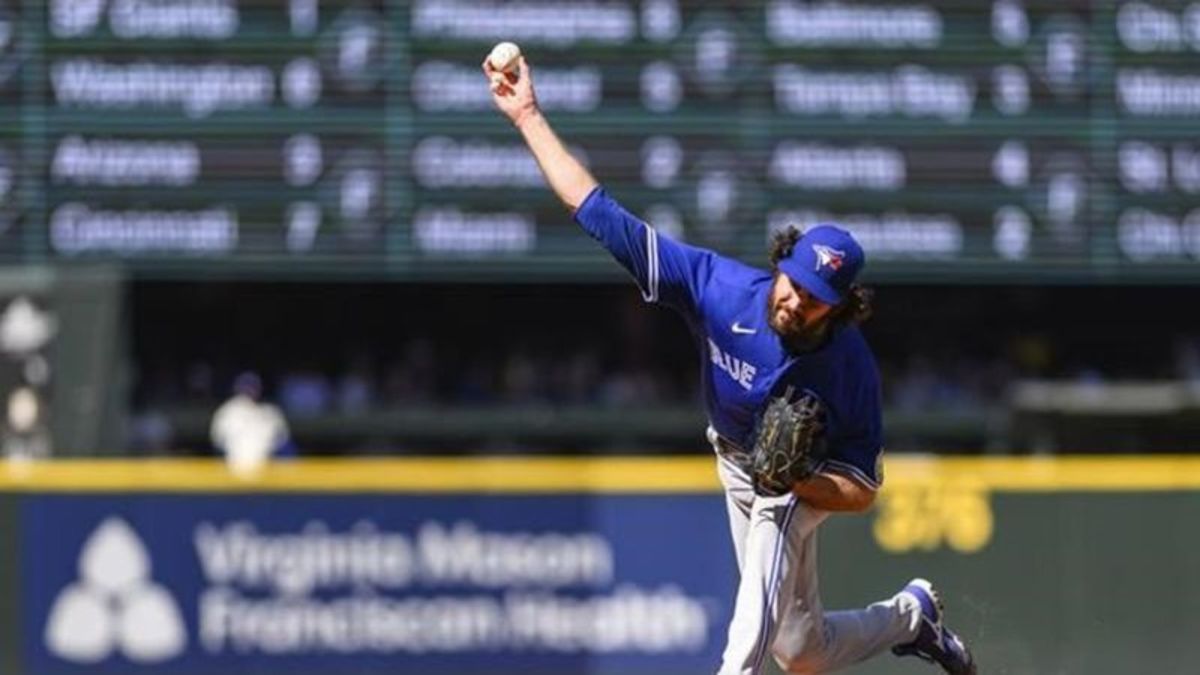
[731,322,757,335]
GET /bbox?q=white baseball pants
[714,455,922,674]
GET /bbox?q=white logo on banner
[44,517,186,663]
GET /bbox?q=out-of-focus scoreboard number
[1111,1,1200,269]
[32,0,388,269]
[0,0,1198,278]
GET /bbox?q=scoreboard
[1,0,1199,281]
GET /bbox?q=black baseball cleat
[892,578,977,675]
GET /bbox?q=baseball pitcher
[485,53,976,675]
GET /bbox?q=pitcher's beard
[767,306,829,353]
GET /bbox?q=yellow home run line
[0,456,1199,493]
[881,456,1200,492]
[0,457,718,493]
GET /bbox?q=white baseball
[488,41,521,74]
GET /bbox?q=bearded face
[767,272,835,345]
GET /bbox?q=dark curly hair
[768,225,873,327]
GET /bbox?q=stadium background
[0,0,1199,673]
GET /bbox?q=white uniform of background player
[210,372,290,478]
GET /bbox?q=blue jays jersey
[575,187,884,489]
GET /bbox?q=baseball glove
[751,387,826,497]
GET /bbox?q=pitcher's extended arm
[484,56,597,211]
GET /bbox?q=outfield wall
[1,456,1198,675]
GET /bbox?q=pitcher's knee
[771,638,828,674]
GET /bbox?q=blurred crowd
[124,283,1200,454]
[130,335,1200,416]
[137,338,691,414]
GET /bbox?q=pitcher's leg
[718,494,827,675]
[773,578,923,673]
[765,523,921,673]
[716,456,754,571]
[769,526,826,673]
[804,593,921,671]
[713,455,921,674]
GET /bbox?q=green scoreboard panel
[0,0,1198,281]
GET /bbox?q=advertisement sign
[22,493,734,674]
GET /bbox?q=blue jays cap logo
[812,244,846,272]
[777,225,865,305]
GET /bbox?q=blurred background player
[484,54,974,675]
[209,371,292,478]
[0,296,54,464]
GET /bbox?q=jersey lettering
[708,338,757,390]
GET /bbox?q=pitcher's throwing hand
[483,48,538,128]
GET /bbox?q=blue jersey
[575,187,884,489]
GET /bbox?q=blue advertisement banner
[21,494,734,675]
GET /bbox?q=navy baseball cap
[776,225,865,305]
